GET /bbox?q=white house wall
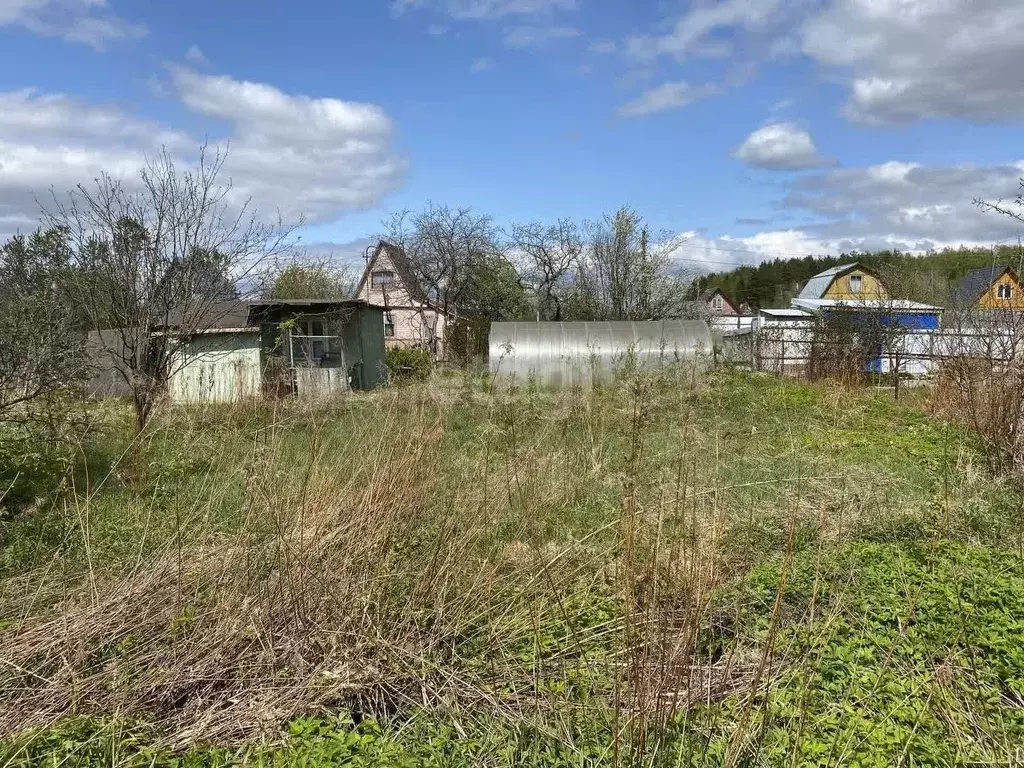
[711,315,757,332]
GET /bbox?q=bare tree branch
[45,144,296,430]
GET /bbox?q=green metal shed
[249,299,387,395]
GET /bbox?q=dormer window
[372,270,395,288]
[998,282,1014,299]
[849,274,863,293]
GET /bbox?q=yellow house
[952,266,1024,310]
[797,263,889,302]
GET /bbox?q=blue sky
[1,0,1023,271]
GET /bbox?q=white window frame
[371,270,395,288]
[849,274,864,293]
[297,318,325,337]
[998,282,1014,299]
[384,311,396,338]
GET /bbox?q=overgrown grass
[1,367,1022,766]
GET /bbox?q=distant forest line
[692,245,1024,309]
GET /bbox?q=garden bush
[386,346,432,384]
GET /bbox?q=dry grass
[0,368,1021,763]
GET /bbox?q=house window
[371,270,395,288]
[998,283,1014,299]
[711,295,724,312]
[384,312,395,338]
[849,274,863,293]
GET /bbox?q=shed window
[849,274,863,293]
[998,283,1014,299]
[372,270,395,288]
[384,312,395,338]
[297,319,325,337]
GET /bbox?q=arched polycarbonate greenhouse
[488,320,713,387]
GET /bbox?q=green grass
[1,368,1022,766]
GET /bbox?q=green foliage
[265,262,351,300]
[461,255,532,321]
[719,542,1024,765]
[4,371,1024,766]
[386,346,432,383]
[0,229,88,403]
[0,389,90,517]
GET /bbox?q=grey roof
[951,266,1013,304]
[154,300,252,332]
[247,299,383,324]
[760,308,812,317]
[792,297,941,313]
[248,298,373,308]
[797,262,869,300]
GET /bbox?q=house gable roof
[700,286,740,313]
[951,265,1018,304]
[797,262,879,300]
[354,240,429,303]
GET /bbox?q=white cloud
[184,45,208,65]
[588,39,616,55]
[392,0,575,20]
[169,68,405,221]
[0,0,145,49]
[626,0,784,61]
[616,81,718,118]
[782,160,1024,248]
[0,90,184,234]
[470,56,495,72]
[502,25,578,48]
[0,72,406,236]
[426,23,448,35]
[670,230,835,272]
[801,0,1024,123]
[620,0,1024,125]
[733,123,832,171]
[671,158,1024,271]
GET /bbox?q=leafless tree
[382,203,506,320]
[567,207,693,321]
[47,146,294,430]
[975,180,1024,224]
[932,242,1024,474]
[507,219,582,320]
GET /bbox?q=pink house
[354,241,448,359]
[701,287,742,317]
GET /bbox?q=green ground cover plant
[1,368,1022,766]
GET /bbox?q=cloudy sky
[2,0,1024,270]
